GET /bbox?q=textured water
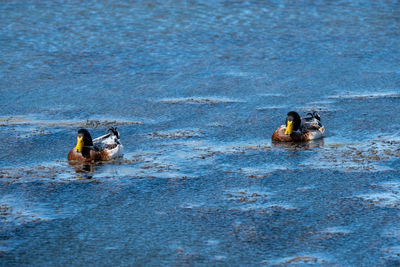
[1,1,400,266]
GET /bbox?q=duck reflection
[272,138,325,151]
[68,161,100,179]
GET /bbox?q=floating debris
[157,97,244,104]
[302,137,400,172]
[0,116,143,129]
[262,255,329,265]
[146,129,201,139]
[328,91,400,100]
[79,119,142,128]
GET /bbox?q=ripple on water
[256,105,286,111]
[257,93,284,97]
[1,195,54,226]
[180,202,204,210]
[213,255,227,261]
[157,97,245,104]
[0,163,74,183]
[318,226,353,235]
[224,70,251,77]
[240,166,285,178]
[0,156,190,184]
[357,180,400,208]
[381,246,400,263]
[297,105,341,113]
[225,187,296,212]
[383,226,400,240]
[189,139,273,159]
[0,116,143,141]
[206,239,220,246]
[327,91,400,100]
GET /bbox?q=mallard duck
[68,127,123,162]
[272,111,325,142]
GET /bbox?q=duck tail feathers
[108,127,120,139]
[312,111,321,122]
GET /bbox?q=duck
[68,127,123,162]
[272,111,325,142]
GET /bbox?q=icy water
[1,0,400,266]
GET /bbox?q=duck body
[68,127,123,162]
[272,111,324,142]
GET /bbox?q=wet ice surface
[1,0,400,266]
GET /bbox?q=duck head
[285,111,301,135]
[74,128,93,153]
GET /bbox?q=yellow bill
[75,136,84,152]
[285,120,293,135]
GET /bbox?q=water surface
[1,0,400,266]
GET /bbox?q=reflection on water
[272,138,325,150]
[69,161,95,179]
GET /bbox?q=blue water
[1,1,400,266]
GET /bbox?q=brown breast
[271,126,303,142]
[67,148,110,162]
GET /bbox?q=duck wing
[93,128,121,151]
[301,112,323,132]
